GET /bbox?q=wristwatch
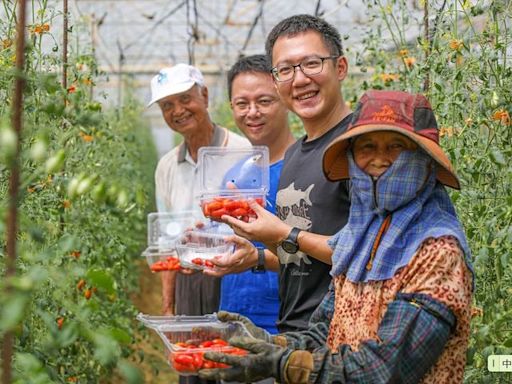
[280,227,301,254]
[251,248,266,274]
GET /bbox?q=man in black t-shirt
[219,14,352,332]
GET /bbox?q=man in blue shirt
[205,55,295,336]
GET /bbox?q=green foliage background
[1,3,157,381]
[0,0,511,383]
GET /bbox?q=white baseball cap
[148,64,205,107]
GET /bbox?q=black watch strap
[287,227,301,243]
[280,227,301,254]
[251,248,266,273]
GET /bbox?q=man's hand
[220,199,290,247]
[217,311,272,342]
[202,235,258,277]
[199,337,314,384]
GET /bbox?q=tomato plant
[0,2,156,383]
[1,1,510,383]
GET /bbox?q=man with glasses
[218,14,352,334]
[203,54,296,384]
[206,55,295,336]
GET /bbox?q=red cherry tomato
[193,352,204,369]
[210,208,228,218]
[224,200,243,210]
[211,338,229,346]
[173,361,195,372]
[206,201,223,212]
[174,354,195,366]
[191,258,204,266]
[231,207,248,217]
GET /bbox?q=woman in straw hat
[199,90,474,384]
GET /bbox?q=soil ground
[127,260,179,383]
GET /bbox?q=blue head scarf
[329,149,473,283]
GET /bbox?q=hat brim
[147,81,195,107]
[323,124,461,189]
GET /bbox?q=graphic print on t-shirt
[276,182,313,266]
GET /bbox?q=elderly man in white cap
[149,64,249,374]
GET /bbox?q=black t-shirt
[275,115,351,332]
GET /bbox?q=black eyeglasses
[271,56,339,82]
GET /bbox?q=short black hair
[265,14,343,63]
[227,54,272,100]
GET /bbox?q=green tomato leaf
[474,247,489,267]
[117,360,144,384]
[92,331,120,365]
[13,352,46,373]
[109,327,132,344]
[490,149,506,166]
[58,234,79,253]
[503,337,512,348]
[0,294,30,332]
[500,252,510,271]
[86,269,116,294]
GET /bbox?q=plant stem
[62,0,68,92]
[423,0,429,92]
[2,0,27,382]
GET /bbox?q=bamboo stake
[423,0,430,92]
[62,0,68,91]
[2,0,28,382]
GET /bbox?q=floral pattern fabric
[326,235,473,383]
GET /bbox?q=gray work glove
[217,310,272,342]
[198,336,313,383]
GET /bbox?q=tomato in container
[175,231,234,271]
[197,147,269,222]
[137,313,253,376]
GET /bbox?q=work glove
[217,311,272,342]
[198,336,313,384]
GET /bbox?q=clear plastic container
[142,247,180,272]
[147,211,203,249]
[197,147,269,220]
[137,313,250,375]
[142,211,205,272]
[175,231,234,270]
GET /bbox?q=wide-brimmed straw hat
[322,90,460,189]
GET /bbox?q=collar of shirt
[177,124,227,163]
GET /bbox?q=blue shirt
[219,160,282,333]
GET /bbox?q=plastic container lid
[197,221,234,235]
[137,313,219,330]
[147,211,204,250]
[198,146,269,196]
[137,312,252,350]
[175,230,234,270]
